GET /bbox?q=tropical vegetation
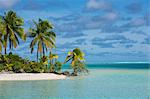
[0,54,47,73]
[0,11,26,54]
[64,48,88,76]
[0,10,88,76]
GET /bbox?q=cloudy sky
[0,0,150,63]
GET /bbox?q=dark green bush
[23,64,32,73]
[6,54,20,61]
[12,62,23,73]
[71,60,88,76]
[0,64,4,72]
[54,61,62,72]
[31,63,46,73]
[0,54,51,73]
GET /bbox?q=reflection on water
[0,69,150,99]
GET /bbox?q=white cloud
[0,0,19,8]
[104,12,118,21]
[131,18,146,26]
[86,0,111,11]
[87,0,100,9]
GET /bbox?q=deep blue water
[0,63,150,99]
[63,63,150,69]
[87,63,150,69]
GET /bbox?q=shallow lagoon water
[0,64,150,99]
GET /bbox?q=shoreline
[0,73,66,81]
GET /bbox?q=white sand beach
[0,73,66,81]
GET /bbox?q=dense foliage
[0,10,26,54]
[0,54,48,73]
[29,19,56,62]
[0,10,88,76]
[64,48,88,76]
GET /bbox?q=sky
[0,0,150,63]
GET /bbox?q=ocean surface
[0,63,150,99]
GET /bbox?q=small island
[0,10,88,81]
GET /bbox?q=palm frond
[38,41,42,53]
[30,36,38,48]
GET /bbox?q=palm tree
[64,48,88,75]
[64,48,85,65]
[45,31,56,71]
[0,10,26,54]
[29,19,56,62]
[49,53,58,72]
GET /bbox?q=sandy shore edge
[0,73,66,81]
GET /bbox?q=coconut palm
[0,10,26,54]
[64,48,88,75]
[64,48,85,64]
[45,31,56,71]
[49,53,58,62]
[29,19,56,62]
[49,53,58,72]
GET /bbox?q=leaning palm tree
[0,10,26,54]
[64,48,85,65]
[29,19,56,62]
[64,48,88,76]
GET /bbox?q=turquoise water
[0,64,150,99]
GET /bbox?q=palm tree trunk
[4,35,8,55]
[50,48,53,72]
[37,49,38,62]
[4,26,9,55]
[4,48,7,54]
[42,44,45,56]
[12,42,13,51]
[9,39,11,52]
[73,69,78,76]
[9,39,13,54]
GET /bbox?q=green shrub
[7,54,20,61]
[71,60,88,75]
[12,62,23,73]
[23,64,32,73]
[4,63,14,71]
[0,54,49,73]
[0,64,4,72]
[30,63,46,73]
[54,61,62,72]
